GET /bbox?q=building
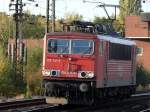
[125,15,150,38]
[125,13,150,72]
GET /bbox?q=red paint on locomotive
[42,32,136,105]
[43,32,97,80]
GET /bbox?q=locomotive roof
[46,32,136,46]
[46,32,95,38]
[97,35,136,46]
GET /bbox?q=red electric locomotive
[42,22,136,104]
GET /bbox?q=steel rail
[66,95,150,112]
[51,93,150,112]
[21,105,60,112]
[9,104,59,112]
[1,92,150,111]
[20,95,150,112]
[0,98,46,110]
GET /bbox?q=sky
[0,0,150,21]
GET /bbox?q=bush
[136,64,150,85]
[0,46,16,97]
[0,44,43,98]
[25,46,43,97]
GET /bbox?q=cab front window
[71,40,93,55]
[48,39,69,54]
[48,39,94,55]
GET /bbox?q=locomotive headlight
[87,72,94,78]
[42,70,60,76]
[50,70,60,76]
[42,70,51,76]
[78,71,94,78]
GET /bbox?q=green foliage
[22,13,45,39]
[0,67,16,97]
[64,12,83,23]
[0,12,13,48]
[0,12,46,40]
[25,46,43,97]
[0,11,84,39]
[55,20,63,32]
[27,46,43,70]
[119,0,141,20]
[55,12,83,31]
[93,16,121,33]
[0,46,16,97]
[136,64,150,85]
[93,16,112,24]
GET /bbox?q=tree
[25,46,43,97]
[119,0,142,33]
[136,64,150,85]
[22,13,45,39]
[0,46,16,97]
[93,16,122,33]
[54,12,83,32]
[0,12,46,40]
[64,12,83,23]
[93,16,112,24]
[0,12,13,48]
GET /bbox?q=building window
[109,43,132,60]
[148,22,150,31]
[136,47,143,56]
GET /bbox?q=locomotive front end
[42,33,96,104]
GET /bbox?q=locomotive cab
[43,33,96,79]
[42,32,97,104]
[42,21,136,105]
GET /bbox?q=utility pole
[52,0,55,32]
[46,0,55,32]
[14,0,24,82]
[46,0,50,33]
[9,0,26,89]
[98,4,120,21]
[83,0,120,21]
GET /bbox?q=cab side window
[136,47,143,56]
[109,43,132,60]
[99,41,104,56]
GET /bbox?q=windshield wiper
[83,47,92,54]
[61,47,69,53]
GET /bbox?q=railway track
[61,93,150,112]
[0,98,58,112]
[1,92,150,112]
[6,104,60,112]
[0,98,71,112]
[58,95,150,112]
[0,98,46,110]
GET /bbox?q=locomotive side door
[106,42,134,87]
[96,40,108,88]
